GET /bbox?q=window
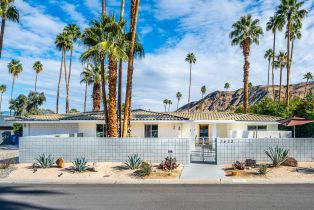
[248,125,267,131]
[145,125,158,138]
[96,124,107,137]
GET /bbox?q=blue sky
[0,0,314,113]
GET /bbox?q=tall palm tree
[80,65,93,112]
[102,0,106,17]
[168,100,172,112]
[55,32,71,114]
[185,52,196,113]
[201,85,206,99]
[303,72,313,98]
[264,49,274,93]
[224,82,230,91]
[91,63,102,112]
[8,59,22,115]
[275,51,287,101]
[64,24,81,113]
[176,92,182,110]
[266,14,284,98]
[163,99,169,112]
[230,15,263,113]
[0,0,19,58]
[286,22,301,71]
[276,0,307,107]
[33,61,43,92]
[0,84,6,114]
[123,0,140,137]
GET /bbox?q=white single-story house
[0,115,13,143]
[7,109,291,143]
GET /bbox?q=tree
[275,51,287,101]
[185,52,196,113]
[264,49,274,93]
[201,85,206,99]
[33,61,43,92]
[163,99,169,112]
[123,0,140,137]
[230,15,263,113]
[8,59,22,115]
[0,84,6,114]
[80,65,93,112]
[224,82,230,91]
[168,100,172,112]
[64,24,81,114]
[176,92,182,110]
[276,0,307,107]
[0,0,19,58]
[55,32,71,114]
[102,0,106,17]
[91,63,102,112]
[303,72,313,98]
[266,14,284,98]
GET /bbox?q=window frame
[144,124,158,138]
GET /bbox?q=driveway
[0,145,19,161]
[0,184,313,210]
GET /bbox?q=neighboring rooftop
[6,109,281,122]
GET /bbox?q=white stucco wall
[23,123,78,136]
[130,122,184,138]
[78,123,96,137]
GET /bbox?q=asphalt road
[0,184,313,210]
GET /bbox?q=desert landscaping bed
[6,162,183,181]
[224,162,314,180]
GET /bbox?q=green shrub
[265,146,289,167]
[136,161,152,177]
[259,164,268,175]
[125,154,143,169]
[35,154,54,168]
[72,157,88,172]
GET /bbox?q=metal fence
[19,137,191,164]
[216,138,314,164]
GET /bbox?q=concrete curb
[1,178,314,185]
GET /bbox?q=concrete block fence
[19,137,191,164]
[216,138,314,164]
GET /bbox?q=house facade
[8,109,291,143]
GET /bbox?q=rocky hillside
[178,81,314,112]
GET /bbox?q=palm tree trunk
[304,80,308,98]
[56,50,64,114]
[84,82,88,112]
[123,0,140,137]
[242,38,250,113]
[100,56,109,127]
[0,93,3,114]
[120,0,125,20]
[187,63,192,112]
[108,56,118,137]
[0,16,6,58]
[63,49,69,113]
[66,48,73,113]
[102,0,106,17]
[35,73,38,92]
[285,20,291,108]
[279,65,283,102]
[10,76,15,116]
[267,60,270,93]
[271,31,276,100]
[93,81,101,112]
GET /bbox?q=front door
[199,125,209,144]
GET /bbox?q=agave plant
[72,157,88,172]
[35,154,55,168]
[265,146,289,167]
[125,154,143,170]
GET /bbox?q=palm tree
[33,61,43,92]
[176,92,182,110]
[102,0,106,17]
[91,63,102,112]
[80,65,93,112]
[0,0,19,58]
[55,32,71,114]
[303,72,313,98]
[266,14,284,99]
[276,0,307,107]
[0,84,6,114]
[185,52,196,113]
[123,0,140,137]
[8,59,22,115]
[201,85,206,99]
[163,99,168,112]
[275,51,287,101]
[264,49,274,93]
[286,22,301,71]
[64,24,81,113]
[168,100,172,112]
[224,82,230,91]
[230,15,263,113]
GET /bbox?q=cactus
[265,146,289,167]
[35,154,55,168]
[259,164,268,175]
[125,154,143,169]
[135,161,152,177]
[72,157,88,172]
